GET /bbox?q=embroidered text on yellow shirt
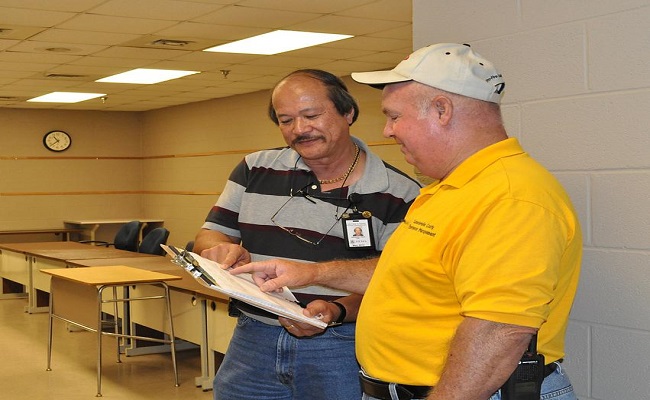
[403,219,437,237]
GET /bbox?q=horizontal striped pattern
[202,137,421,296]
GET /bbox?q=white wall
[413,1,650,399]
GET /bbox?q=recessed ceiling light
[203,30,353,55]
[27,92,106,103]
[96,68,200,84]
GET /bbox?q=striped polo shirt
[202,137,421,298]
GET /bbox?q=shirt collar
[420,137,524,194]
[282,136,392,194]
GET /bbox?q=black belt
[543,361,559,377]
[359,373,431,400]
[359,363,559,400]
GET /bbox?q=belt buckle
[359,372,425,400]
[394,384,417,399]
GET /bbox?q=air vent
[151,39,194,47]
[45,73,87,79]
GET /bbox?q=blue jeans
[213,314,361,400]
[361,363,576,400]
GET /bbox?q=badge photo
[342,216,374,250]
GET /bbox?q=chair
[138,227,170,255]
[80,220,142,252]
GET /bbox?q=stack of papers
[161,245,327,328]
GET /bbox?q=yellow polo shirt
[356,138,582,386]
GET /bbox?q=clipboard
[161,245,327,329]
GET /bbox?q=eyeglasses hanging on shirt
[270,182,375,249]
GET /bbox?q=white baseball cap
[351,43,505,104]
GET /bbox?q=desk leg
[46,286,55,372]
[25,257,51,314]
[97,286,105,397]
[25,256,39,314]
[163,283,180,387]
[89,224,100,242]
[113,287,122,363]
[25,256,33,313]
[139,223,148,244]
[195,299,213,390]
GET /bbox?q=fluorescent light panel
[203,30,353,55]
[96,68,199,84]
[27,92,106,103]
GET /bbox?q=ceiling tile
[31,28,140,46]
[288,15,405,35]
[0,6,75,26]
[88,0,224,20]
[194,5,321,28]
[238,0,376,14]
[57,14,177,34]
[0,0,412,111]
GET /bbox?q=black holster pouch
[227,299,241,317]
[500,334,545,400]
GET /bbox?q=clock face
[43,130,71,152]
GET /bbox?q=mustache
[291,135,323,146]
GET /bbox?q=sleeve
[452,198,570,328]
[201,158,249,238]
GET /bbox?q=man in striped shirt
[194,69,421,400]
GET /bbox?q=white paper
[162,245,327,328]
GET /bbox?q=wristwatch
[328,300,347,326]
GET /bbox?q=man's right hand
[229,259,317,292]
[200,242,251,269]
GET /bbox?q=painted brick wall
[413,1,650,399]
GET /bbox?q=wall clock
[43,130,72,152]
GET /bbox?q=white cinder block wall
[413,1,650,399]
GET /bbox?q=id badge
[342,210,375,250]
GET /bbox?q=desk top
[66,256,176,270]
[67,256,229,302]
[42,265,182,285]
[36,248,156,262]
[0,241,90,252]
[64,219,164,225]
[0,241,157,262]
[1,242,228,302]
[0,228,84,235]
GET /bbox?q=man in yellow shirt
[233,43,582,400]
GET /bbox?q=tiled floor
[0,297,214,400]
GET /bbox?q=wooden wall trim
[0,140,397,196]
[0,140,397,161]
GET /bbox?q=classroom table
[0,241,156,313]
[66,256,235,390]
[43,265,182,397]
[63,219,164,242]
[0,228,84,242]
[0,242,236,391]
